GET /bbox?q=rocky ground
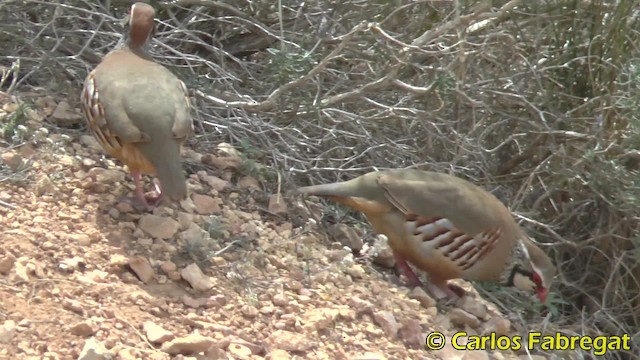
[0,93,552,359]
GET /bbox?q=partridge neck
[128,23,152,49]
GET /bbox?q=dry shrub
[1,0,639,358]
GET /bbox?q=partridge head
[81,2,193,210]
[296,169,556,303]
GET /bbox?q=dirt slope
[0,95,539,360]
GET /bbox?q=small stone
[241,305,259,318]
[0,254,16,275]
[191,193,222,215]
[69,320,96,337]
[80,135,102,151]
[371,236,395,268]
[160,261,177,274]
[348,296,374,314]
[268,193,288,215]
[138,214,180,239]
[67,233,92,246]
[127,256,155,284]
[237,176,260,189]
[87,167,124,184]
[59,257,85,273]
[182,295,201,308]
[35,175,54,196]
[179,224,209,244]
[449,308,481,328]
[228,342,252,357]
[482,316,511,336]
[408,287,437,308]
[272,293,289,307]
[160,333,215,355]
[109,254,128,267]
[458,297,488,320]
[344,264,366,279]
[265,349,291,360]
[51,100,83,126]
[398,318,423,349]
[1,151,23,171]
[372,311,399,338]
[329,224,363,252]
[176,212,195,230]
[205,294,227,308]
[211,256,226,267]
[77,337,111,360]
[143,321,174,344]
[181,263,213,291]
[302,309,339,332]
[268,330,315,352]
[0,320,16,343]
[11,261,29,282]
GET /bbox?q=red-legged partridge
[297,169,556,303]
[81,2,193,210]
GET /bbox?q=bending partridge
[297,169,556,303]
[81,2,192,210]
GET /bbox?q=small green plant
[264,47,317,85]
[181,238,215,269]
[203,216,225,238]
[1,102,30,142]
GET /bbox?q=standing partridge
[296,169,556,303]
[80,2,192,210]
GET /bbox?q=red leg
[394,251,423,287]
[132,171,152,210]
[394,251,462,300]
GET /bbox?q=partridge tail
[296,182,355,198]
[296,180,389,214]
[155,158,188,201]
[138,140,188,201]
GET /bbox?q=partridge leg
[394,252,423,286]
[394,252,462,300]
[118,172,163,210]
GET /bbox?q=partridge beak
[536,287,548,303]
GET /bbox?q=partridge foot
[118,172,164,211]
[394,252,467,301]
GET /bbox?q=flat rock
[449,308,481,328]
[0,320,16,344]
[160,333,215,355]
[78,337,111,360]
[268,193,288,215]
[181,263,213,291]
[192,193,222,215]
[458,297,488,320]
[373,310,399,338]
[329,223,363,252]
[143,321,174,344]
[127,256,155,284]
[268,330,315,352]
[138,214,180,239]
[69,320,96,337]
[409,286,437,308]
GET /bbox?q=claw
[128,171,164,211]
